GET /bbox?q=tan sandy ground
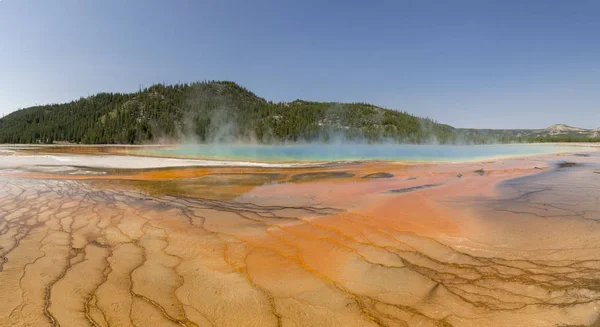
[2,150,600,326]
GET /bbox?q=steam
[159,82,527,147]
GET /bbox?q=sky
[1,0,599,129]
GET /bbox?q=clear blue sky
[1,0,599,129]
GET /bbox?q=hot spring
[140,143,592,163]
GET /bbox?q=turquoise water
[142,144,589,163]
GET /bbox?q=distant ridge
[0,81,598,144]
[545,124,588,136]
[457,123,600,142]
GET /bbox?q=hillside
[0,81,598,144]
[457,124,600,142]
[0,81,456,144]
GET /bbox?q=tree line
[0,81,461,144]
[2,80,590,145]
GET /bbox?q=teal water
[142,144,589,163]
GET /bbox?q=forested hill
[1,81,597,144]
[0,81,458,144]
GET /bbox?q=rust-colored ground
[2,150,600,326]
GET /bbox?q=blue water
[142,144,588,163]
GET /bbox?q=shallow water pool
[141,143,592,162]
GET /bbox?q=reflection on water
[488,160,600,223]
[1,156,600,326]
